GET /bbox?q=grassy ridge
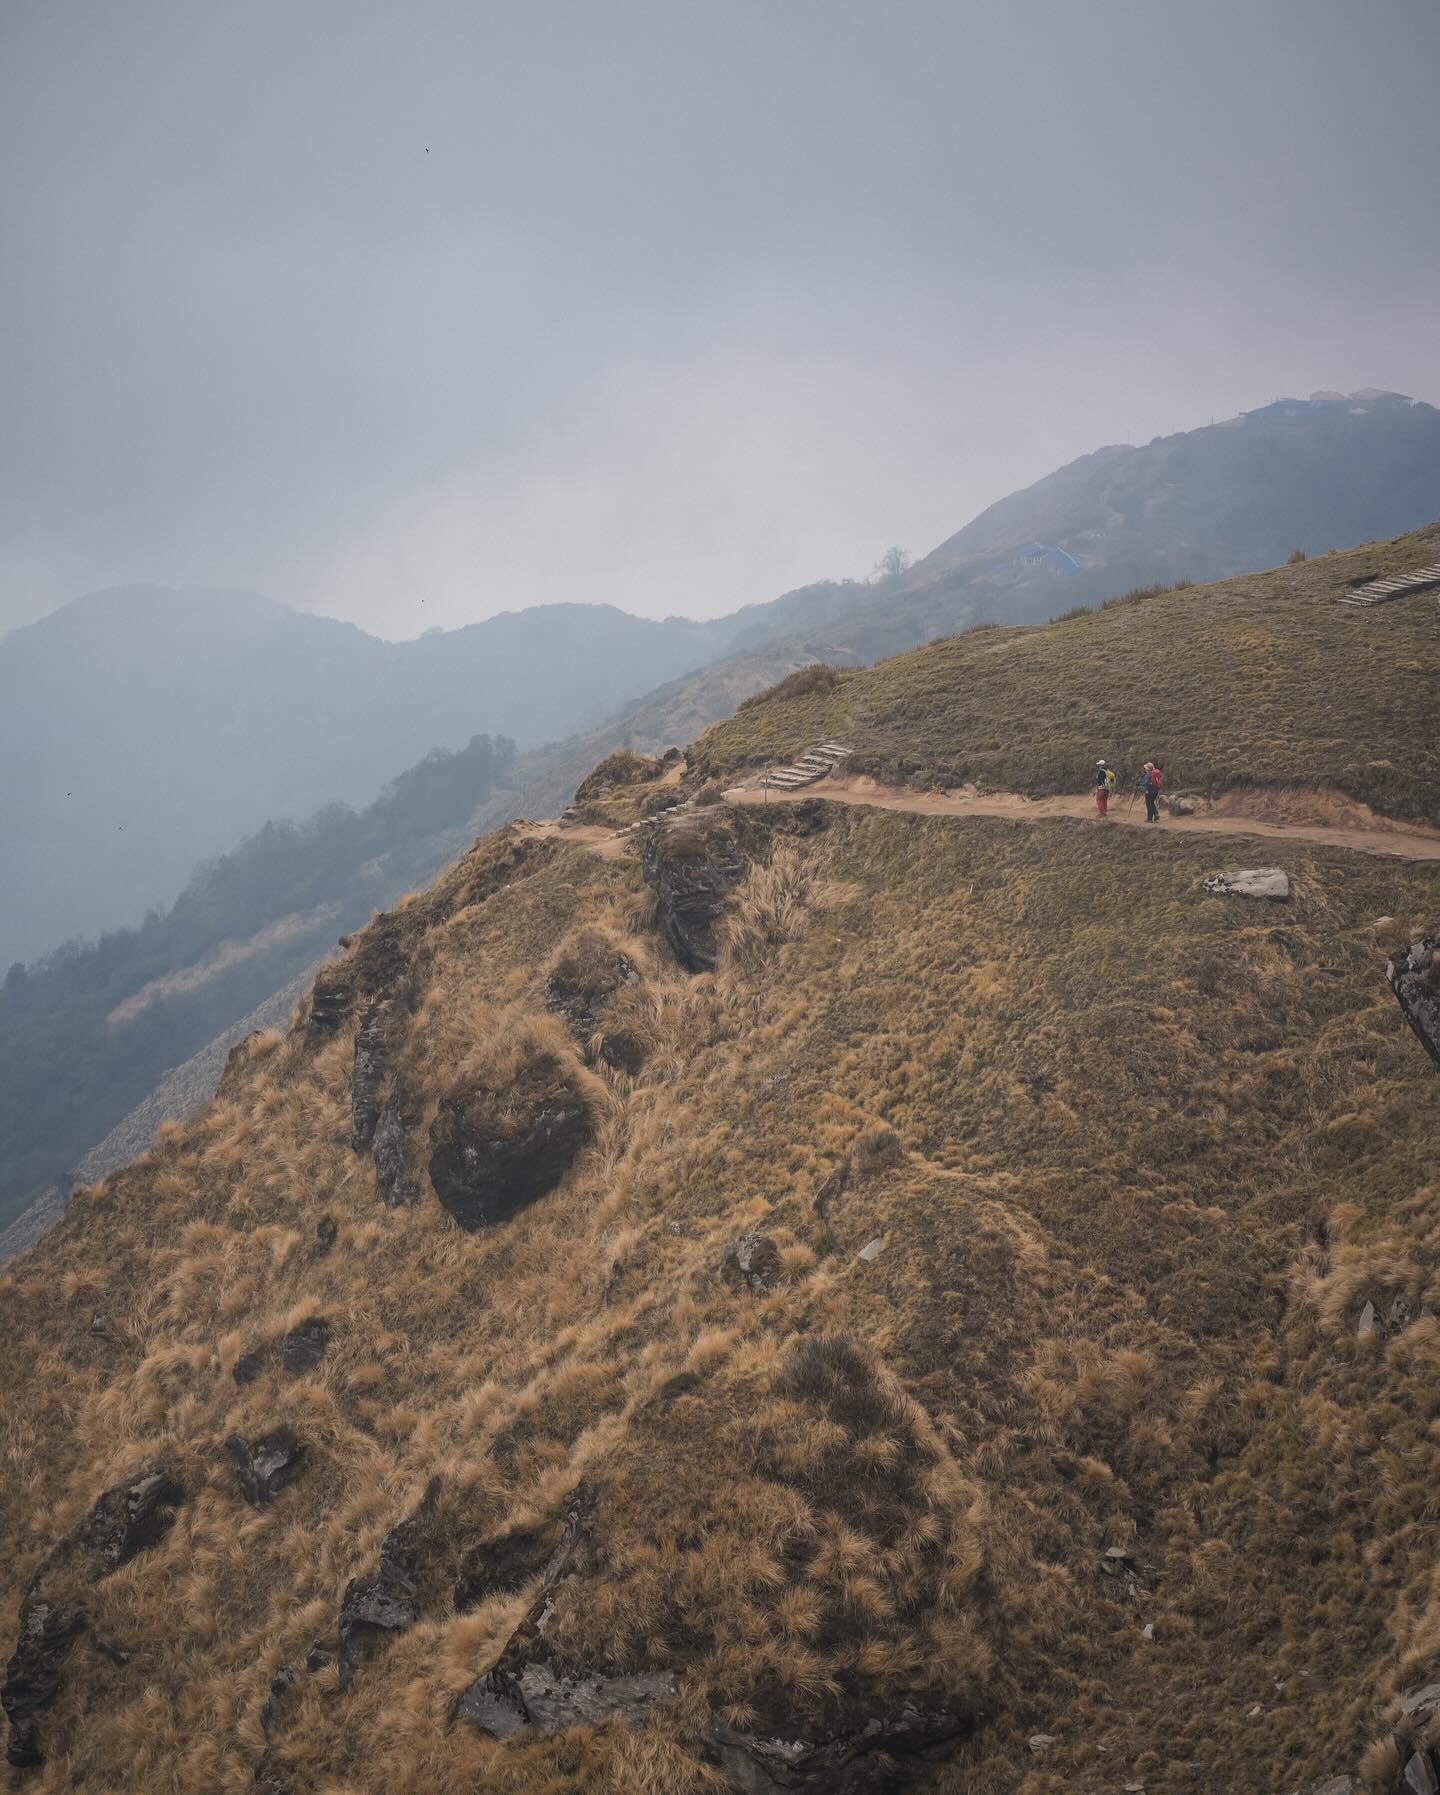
[1,795,1437,1790]
[695,525,1440,820]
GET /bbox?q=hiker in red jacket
[1142,761,1164,823]
[1094,759,1112,816]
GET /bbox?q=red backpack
[1148,767,1164,791]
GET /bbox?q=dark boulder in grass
[427,1039,592,1231]
[82,1467,184,1570]
[720,1231,784,1293]
[1388,932,1440,1070]
[280,1317,329,1374]
[227,1428,307,1507]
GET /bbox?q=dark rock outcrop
[233,1351,264,1386]
[280,1318,329,1375]
[721,1232,784,1294]
[337,1479,444,1688]
[543,932,643,1067]
[456,1662,676,1739]
[703,1703,973,1794]
[313,1214,338,1256]
[3,1467,184,1766]
[640,821,750,972]
[350,999,393,1152]
[456,1489,675,1741]
[2,1594,86,1767]
[428,1054,592,1231]
[83,1468,184,1570]
[227,1428,307,1507]
[306,973,354,1038]
[372,1105,416,1207]
[1389,934,1440,1070]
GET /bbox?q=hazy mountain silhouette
[5,388,1438,968]
[0,589,730,965]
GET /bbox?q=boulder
[82,1467,184,1570]
[233,1351,264,1386]
[280,1318,329,1375]
[1388,934,1440,1071]
[2,1594,86,1767]
[858,1237,887,1263]
[721,1232,784,1294]
[428,1053,592,1231]
[702,1702,972,1794]
[457,1662,675,1739]
[227,1428,307,1507]
[1310,1778,1356,1794]
[1201,868,1292,901]
[313,1214,338,1256]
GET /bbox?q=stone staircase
[1335,561,1440,608]
[761,741,855,791]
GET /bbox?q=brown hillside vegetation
[3,533,1440,1795]
[695,524,1440,822]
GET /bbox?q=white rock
[1027,1733,1058,1754]
[1358,1300,1376,1337]
[1141,1622,1154,1640]
[1247,1702,1263,1717]
[857,1236,887,1262]
[1201,868,1292,901]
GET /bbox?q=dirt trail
[724,774,1440,863]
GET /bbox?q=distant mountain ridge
[5,385,1438,972]
[0,589,737,965]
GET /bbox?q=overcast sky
[3,0,1438,639]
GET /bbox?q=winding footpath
[724,774,1440,862]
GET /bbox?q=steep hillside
[697,524,1440,824]
[2,571,1438,1793]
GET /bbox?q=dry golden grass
[0,790,1437,1793]
[695,524,1440,823]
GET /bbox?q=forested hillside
[0,735,513,1226]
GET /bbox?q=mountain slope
[1,553,1437,1793]
[697,522,1440,824]
[911,388,1440,588]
